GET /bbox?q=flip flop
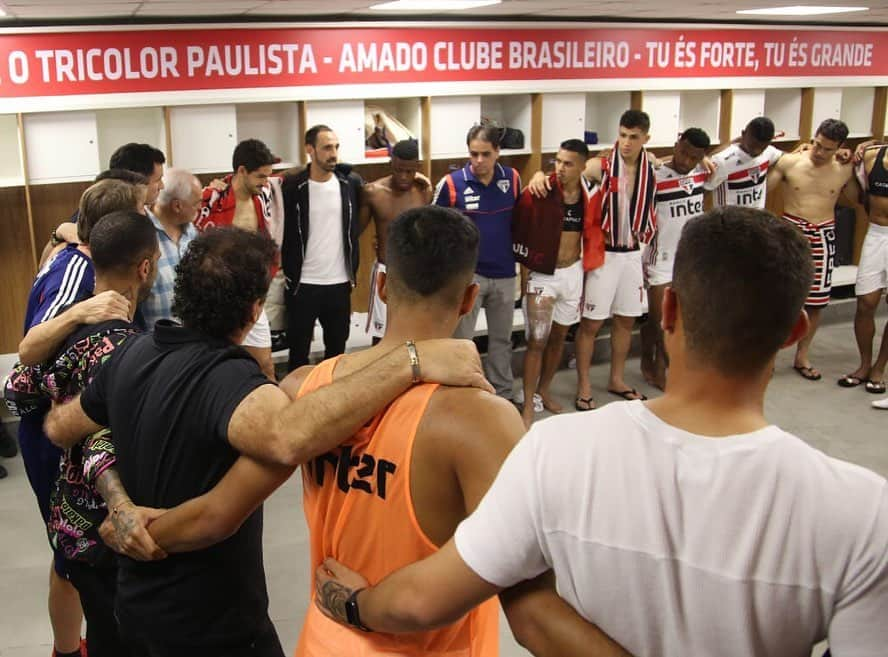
[793,365,822,381]
[608,388,648,401]
[574,396,596,411]
[865,380,886,394]
[837,374,867,388]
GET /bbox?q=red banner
[0,26,885,98]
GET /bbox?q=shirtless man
[641,128,710,390]
[529,110,656,406]
[838,141,888,402]
[514,139,595,426]
[361,140,432,343]
[197,138,283,379]
[767,118,856,381]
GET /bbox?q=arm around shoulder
[148,455,294,552]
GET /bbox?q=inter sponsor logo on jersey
[306,445,397,500]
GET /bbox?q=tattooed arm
[95,469,167,561]
[84,430,166,561]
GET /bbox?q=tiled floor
[1,316,884,657]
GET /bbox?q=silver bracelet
[405,340,421,384]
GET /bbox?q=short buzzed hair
[386,206,479,303]
[560,139,589,159]
[680,128,711,150]
[392,140,419,160]
[89,210,157,276]
[746,117,776,143]
[77,179,143,244]
[672,207,812,375]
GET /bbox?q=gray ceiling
[0,0,886,24]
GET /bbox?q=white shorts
[643,218,689,287]
[241,307,272,348]
[365,261,387,339]
[524,260,583,327]
[856,223,888,296]
[582,250,646,320]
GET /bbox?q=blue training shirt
[433,162,520,279]
[24,244,95,331]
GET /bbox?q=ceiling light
[736,5,868,16]
[370,0,502,10]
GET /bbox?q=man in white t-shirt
[706,116,783,208]
[312,206,888,657]
[281,125,364,370]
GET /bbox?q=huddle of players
[368,109,878,428]
[10,106,886,657]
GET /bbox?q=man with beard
[282,125,364,370]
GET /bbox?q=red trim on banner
[0,27,885,98]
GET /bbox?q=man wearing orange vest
[285,205,628,657]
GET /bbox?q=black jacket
[280,163,363,291]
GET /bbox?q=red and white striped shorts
[783,213,836,308]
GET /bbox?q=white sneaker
[514,388,524,405]
[872,397,888,409]
[567,356,577,369]
[532,393,544,413]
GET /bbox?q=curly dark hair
[172,227,276,340]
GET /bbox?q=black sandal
[574,396,596,411]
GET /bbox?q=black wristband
[344,588,372,632]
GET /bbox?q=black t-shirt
[80,320,274,650]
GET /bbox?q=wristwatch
[345,588,373,632]
[50,227,64,246]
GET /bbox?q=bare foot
[539,393,563,414]
[521,405,535,429]
[641,360,657,386]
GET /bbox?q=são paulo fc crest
[678,176,695,195]
[497,179,511,193]
[747,166,761,183]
